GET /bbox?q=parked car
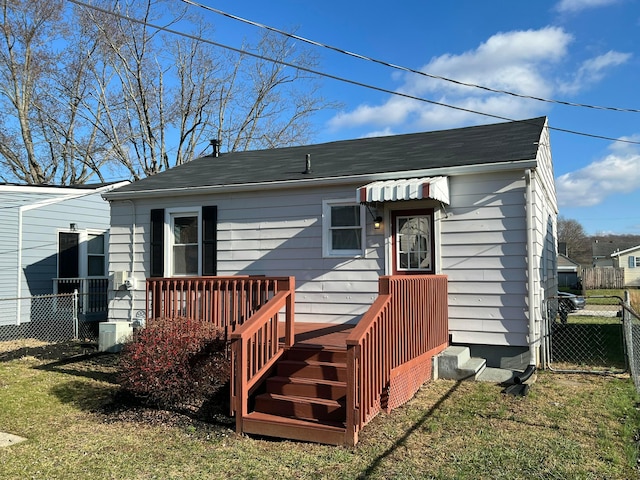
[556,291,586,325]
[558,291,586,311]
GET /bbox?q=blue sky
[183,0,640,235]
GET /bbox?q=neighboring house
[592,237,640,267]
[558,253,581,289]
[611,245,640,287]
[0,181,129,327]
[104,116,557,366]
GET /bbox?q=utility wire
[179,0,640,114]
[67,0,640,145]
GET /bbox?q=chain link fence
[0,292,100,344]
[543,295,627,374]
[622,301,640,393]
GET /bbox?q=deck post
[234,338,247,433]
[345,343,360,446]
[284,276,295,347]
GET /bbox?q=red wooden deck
[279,322,354,349]
[146,274,449,445]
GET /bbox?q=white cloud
[328,26,630,136]
[555,0,621,14]
[556,139,640,207]
[328,27,573,132]
[559,51,632,94]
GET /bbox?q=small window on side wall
[323,199,365,257]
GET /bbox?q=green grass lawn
[1,342,639,479]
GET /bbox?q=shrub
[118,317,229,410]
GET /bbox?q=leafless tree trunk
[0,0,334,184]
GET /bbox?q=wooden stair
[241,345,348,445]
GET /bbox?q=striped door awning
[357,176,449,204]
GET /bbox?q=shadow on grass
[33,351,120,384]
[359,381,463,479]
[0,340,97,363]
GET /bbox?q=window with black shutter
[202,206,217,275]
[150,209,165,277]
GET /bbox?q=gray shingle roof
[113,117,546,195]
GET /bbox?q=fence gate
[543,295,627,374]
[0,292,99,344]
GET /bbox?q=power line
[179,0,640,115]
[67,0,640,146]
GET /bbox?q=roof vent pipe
[210,139,219,157]
[303,153,312,174]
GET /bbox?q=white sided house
[104,117,558,369]
[0,182,128,329]
[611,245,640,287]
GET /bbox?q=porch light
[70,223,77,231]
[365,204,383,229]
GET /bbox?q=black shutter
[59,232,79,278]
[202,206,217,275]
[150,209,165,277]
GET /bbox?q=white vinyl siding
[107,186,383,324]
[440,171,530,347]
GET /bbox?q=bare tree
[0,0,334,184]
[80,0,333,180]
[0,0,66,184]
[0,0,113,184]
[558,216,591,264]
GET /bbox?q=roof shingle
[114,117,546,195]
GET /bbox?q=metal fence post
[73,289,79,340]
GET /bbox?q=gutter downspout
[16,206,24,325]
[518,168,537,383]
[126,200,136,323]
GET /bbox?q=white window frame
[322,198,366,258]
[165,207,202,276]
[85,230,108,278]
[56,228,108,278]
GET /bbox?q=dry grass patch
[0,344,638,479]
[630,289,640,313]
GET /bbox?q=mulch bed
[1,340,235,435]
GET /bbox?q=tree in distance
[0,0,335,184]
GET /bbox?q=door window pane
[59,232,79,278]
[396,215,432,271]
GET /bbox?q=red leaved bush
[118,317,229,409]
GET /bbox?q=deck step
[266,376,347,400]
[284,346,347,364]
[437,346,487,381]
[276,359,347,382]
[254,392,346,422]
[242,411,346,445]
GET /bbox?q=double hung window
[323,199,365,257]
[150,206,217,277]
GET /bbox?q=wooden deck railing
[146,276,291,336]
[345,275,448,445]
[230,277,295,432]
